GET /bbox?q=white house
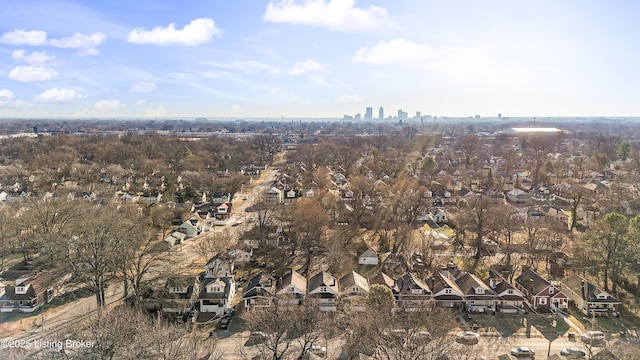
[276,269,307,306]
[229,247,253,264]
[308,271,339,311]
[198,276,235,317]
[205,256,234,278]
[358,249,379,265]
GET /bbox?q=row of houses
[242,265,622,316]
[143,258,622,320]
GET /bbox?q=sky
[0,0,639,119]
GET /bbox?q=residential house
[205,255,234,278]
[456,272,497,313]
[164,231,186,247]
[197,275,235,317]
[396,273,433,311]
[284,189,298,204]
[276,269,307,306]
[515,268,568,311]
[487,269,525,314]
[211,192,231,205]
[302,189,315,198]
[339,271,370,311]
[369,272,400,300]
[243,272,275,309]
[265,187,284,204]
[560,275,621,316]
[0,277,39,313]
[212,202,235,225]
[358,249,379,265]
[427,268,464,308]
[144,275,196,314]
[506,188,531,203]
[544,206,570,229]
[308,271,339,311]
[229,247,253,264]
[176,220,200,239]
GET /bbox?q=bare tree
[242,300,326,360]
[57,204,136,316]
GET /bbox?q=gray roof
[561,275,621,304]
[199,275,233,300]
[339,271,370,293]
[308,271,338,292]
[277,269,307,292]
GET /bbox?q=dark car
[219,317,231,330]
[560,347,586,358]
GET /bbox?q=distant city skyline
[1,1,640,119]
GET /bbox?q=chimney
[581,279,585,300]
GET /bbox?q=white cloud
[131,81,157,93]
[337,93,362,104]
[204,60,277,74]
[0,89,31,108]
[7,66,59,82]
[48,32,106,56]
[35,88,83,102]
[94,100,123,112]
[264,0,392,32]
[353,38,437,65]
[0,29,105,56]
[134,100,147,107]
[287,59,328,76]
[0,29,48,46]
[127,18,221,46]
[352,38,486,75]
[12,50,55,65]
[0,89,15,101]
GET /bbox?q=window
[476,288,485,294]
[444,289,452,294]
[353,287,359,292]
[508,290,514,294]
[539,298,547,305]
[549,287,554,294]
[320,286,327,292]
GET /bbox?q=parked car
[219,317,231,330]
[306,345,327,358]
[245,331,266,345]
[510,346,535,358]
[580,331,605,343]
[456,331,480,344]
[560,347,586,358]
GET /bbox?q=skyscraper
[365,107,373,121]
[379,106,384,121]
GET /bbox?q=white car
[306,345,327,357]
[456,331,480,344]
[580,330,605,343]
[510,346,535,358]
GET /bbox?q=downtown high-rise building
[379,106,384,121]
[365,107,373,121]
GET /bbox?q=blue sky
[0,0,639,119]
